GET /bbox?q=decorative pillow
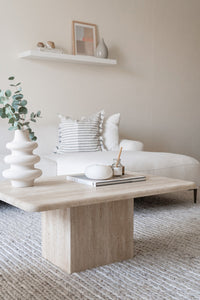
[103,113,120,151]
[56,111,104,153]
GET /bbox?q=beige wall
[0,0,200,159]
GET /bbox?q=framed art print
[72,21,97,56]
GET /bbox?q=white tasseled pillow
[103,113,120,151]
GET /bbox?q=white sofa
[0,125,200,186]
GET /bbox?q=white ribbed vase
[3,129,42,188]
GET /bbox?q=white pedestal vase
[3,129,42,187]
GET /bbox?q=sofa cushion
[103,113,120,151]
[50,151,200,185]
[56,112,104,153]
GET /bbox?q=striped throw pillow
[56,111,104,153]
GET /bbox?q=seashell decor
[36,41,64,54]
[37,42,45,48]
[46,41,55,49]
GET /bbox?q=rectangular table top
[0,174,196,212]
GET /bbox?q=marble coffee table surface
[0,173,196,212]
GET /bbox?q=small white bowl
[85,164,113,180]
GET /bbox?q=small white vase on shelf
[3,129,42,188]
[95,38,108,59]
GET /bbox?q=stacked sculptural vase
[3,129,42,187]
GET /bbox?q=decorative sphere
[85,164,113,180]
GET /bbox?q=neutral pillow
[56,111,104,153]
[103,113,120,151]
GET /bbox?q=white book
[66,173,146,187]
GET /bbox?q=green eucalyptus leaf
[14,87,22,94]
[21,100,27,106]
[5,90,11,97]
[12,106,18,112]
[13,94,23,100]
[14,113,20,121]
[5,106,11,114]
[30,112,34,118]
[12,100,20,106]
[16,82,21,86]
[31,118,36,122]
[1,107,6,118]
[8,76,15,80]
[18,106,28,114]
[32,136,37,141]
[29,132,34,139]
[0,96,5,103]
[37,110,41,117]
[8,118,15,124]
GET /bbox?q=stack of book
[66,173,146,187]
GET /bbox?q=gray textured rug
[0,192,200,300]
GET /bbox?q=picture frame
[72,21,97,56]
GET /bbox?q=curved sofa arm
[119,139,144,151]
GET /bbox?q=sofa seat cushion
[36,155,57,177]
[51,151,200,185]
[0,155,7,181]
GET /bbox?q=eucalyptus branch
[0,76,41,141]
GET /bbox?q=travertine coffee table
[0,174,197,273]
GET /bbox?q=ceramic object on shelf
[3,129,42,187]
[95,38,108,59]
[85,164,113,180]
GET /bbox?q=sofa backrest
[0,124,58,155]
[35,124,58,155]
[0,126,14,155]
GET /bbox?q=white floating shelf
[18,50,117,66]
